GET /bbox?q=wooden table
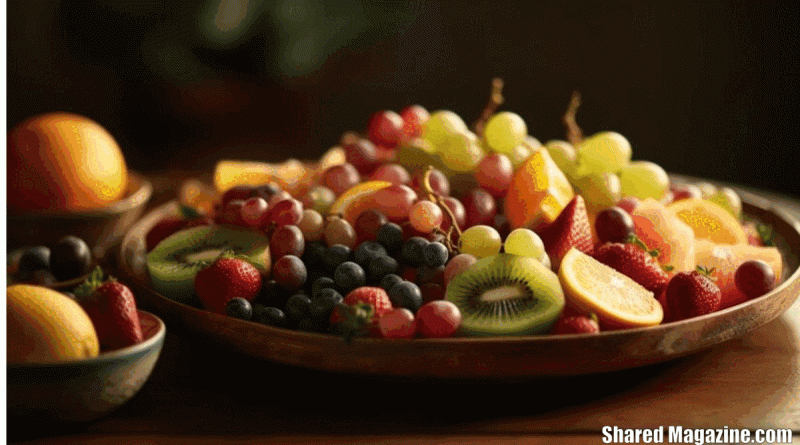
[9,175,800,444]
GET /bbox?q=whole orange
[7,112,129,211]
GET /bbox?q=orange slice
[213,159,310,194]
[558,247,663,329]
[328,180,392,223]
[667,198,747,245]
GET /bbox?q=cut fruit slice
[504,148,575,231]
[631,198,696,272]
[328,180,392,223]
[213,159,311,195]
[445,254,564,336]
[558,247,663,330]
[146,225,271,305]
[694,239,783,310]
[667,198,747,245]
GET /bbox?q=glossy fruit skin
[78,278,144,351]
[343,286,393,316]
[665,270,722,321]
[7,112,128,211]
[49,235,93,281]
[387,281,423,312]
[734,259,776,299]
[194,257,263,314]
[225,297,253,320]
[272,255,308,291]
[549,314,600,335]
[538,195,594,271]
[592,242,670,294]
[415,300,461,338]
[17,246,51,276]
[594,207,635,244]
[376,308,417,339]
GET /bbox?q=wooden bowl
[7,171,153,261]
[117,182,800,380]
[7,310,166,425]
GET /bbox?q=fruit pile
[8,236,94,287]
[145,81,784,338]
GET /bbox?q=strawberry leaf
[73,266,106,300]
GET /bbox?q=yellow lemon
[667,198,747,245]
[558,248,663,329]
[7,285,100,363]
[7,112,129,211]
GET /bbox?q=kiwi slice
[445,253,564,336]
[146,225,271,304]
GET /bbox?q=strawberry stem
[73,266,107,300]
[624,234,660,258]
[333,303,376,343]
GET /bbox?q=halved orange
[667,198,747,245]
[558,247,663,329]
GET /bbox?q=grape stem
[422,166,462,254]
[563,91,584,146]
[472,78,505,138]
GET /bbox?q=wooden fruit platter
[117,179,800,379]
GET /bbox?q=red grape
[369,184,418,222]
[272,255,307,291]
[267,198,303,227]
[617,196,640,215]
[734,260,777,299]
[270,224,305,259]
[419,282,445,305]
[475,153,513,198]
[369,163,411,185]
[462,188,496,227]
[367,110,404,149]
[415,300,461,338]
[440,196,466,231]
[343,138,379,174]
[376,308,416,339]
[595,206,635,244]
[354,209,389,245]
[320,163,361,196]
[443,253,477,287]
[409,200,444,234]
[240,197,269,227]
[221,186,255,206]
[324,217,357,248]
[400,104,429,140]
[412,168,450,196]
[217,199,246,226]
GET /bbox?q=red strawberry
[549,313,600,335]
[592,236,670,294]
[664,267,722,321]
[343,286,393,315]
[75,267,143,351]
[330,287,394,340]
[538,195,594,270]
[194,256,263,315]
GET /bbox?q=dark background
[7,1,800,198]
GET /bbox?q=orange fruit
[7,112,129,211]
[631,198,696,272]
[7,285,100,363]
[504,148,575,230]
[558,247,663,330]
[667,198,747,245]
[213,159,311,195]
[694,239,783,309]
[328,180,392,223]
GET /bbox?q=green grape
[575,131,632,175]
[619,161,669,201]
[483,111,528,155]
[459,225,502,259]
[545,139,579,182]
[424,110,468,148]
[572,171,622,214]
[438,131,485,172]
[695,181,718,198]
[503,228,547,263]
[507,143,532,168]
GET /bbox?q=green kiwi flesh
[146,225,271,304]
[445,253,564,336]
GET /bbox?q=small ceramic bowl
[6,171,153,261]
[7,310,166,425]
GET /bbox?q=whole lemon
[7,285,100,363]
[7,112,129,211]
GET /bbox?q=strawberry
[664,267,722,321]
[75,267,143,351]
[592,235,670,294]
[549,312,600,335]
[330,287,394,341]
[194,255,263,315]
[538,195,594,271]
[343,286,393,315]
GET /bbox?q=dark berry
[225,297,253,320]
[322,244,351,275]
[17,246,51,275]
[377,222,403,254]
[379,273,404,293]
[401,237,429,267]
[422,242,449,268]
[353,241,387,268]
[388,281,423,312]
[252,305,288,328]
[284,293,312,325]
[334,261,366,294]
[49,236,92,281]
[311,276,337,299]
[302,240,327,269]
[416,265,445,286]
[309,289,343,322]
[368,255,399,282]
